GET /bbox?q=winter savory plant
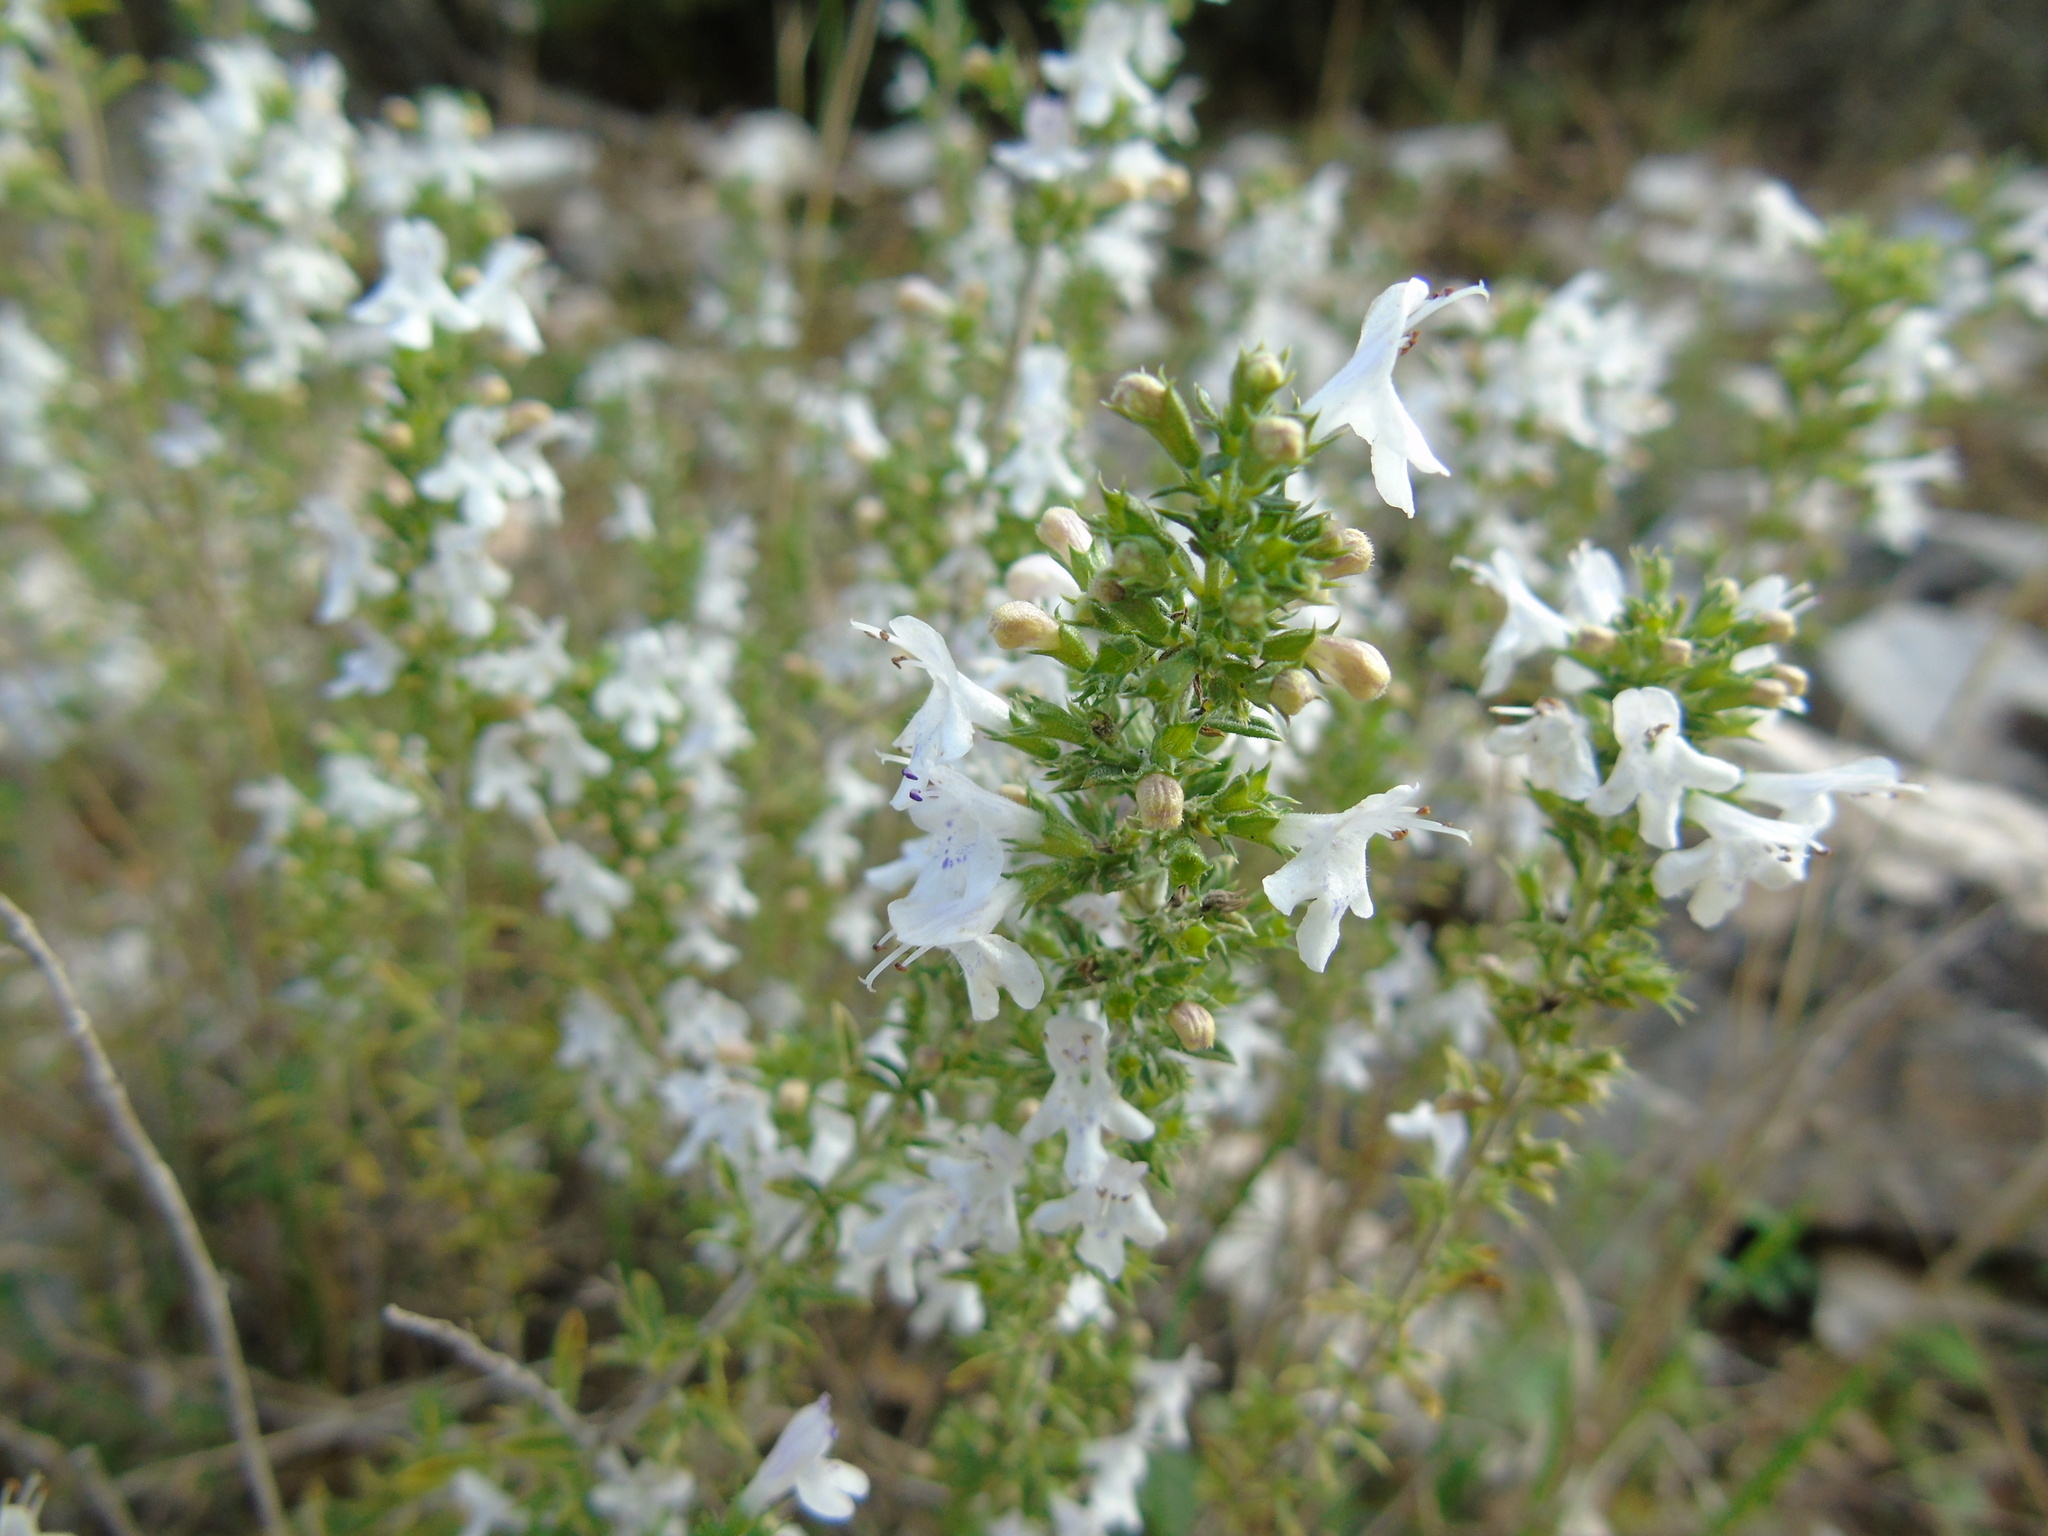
[2,0,2017,1531]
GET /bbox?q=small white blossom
[1863,450,1959,553]
[660,977,752,1065]
[1005,552,1083,605]
[991,345,1087,517]
[1055,1270,1117,1333]
[349,217,478,350]
[1486,697,1599,800]
[1028,1154,1168,1279]
[538,840,632,940]
[587,1451,694,1536]
[472,721,544,819]
[799,740,889,885]
[1585,687,1744,849]
[604,482,657,542]
[1318,1020,1378,1091]
[320,752,420,830]
[594,626,687,752]
[916,1122,1028,1253]
[325,624,406,699]
[1652,792,1826,927]
[300,494,397,623]
[1078,1434,1149,1533]
[1263,784,1471,972]
[1132,1345,1217,1449]
[1022,1009,1156,1186]
[449,1469,527,1536]
[412,520,511,638]
[1461,547,1574,695]
[994,95,1092,184]
[556,989,654,1106]
[739,1396,871,1524]
[417,406,532,530]
[1387,1100,1468,1176]
[1304,277,1488,516]
[1042,2,1167,130]
[659,1066,777,1173]
[456,610,572,700]
[526,706,612,805]
[854,615,1012,808]
[1734,756,1917,828]
[462,235,547,355]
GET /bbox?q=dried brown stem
[381,1305,596,1450]
[0,894,289,1536]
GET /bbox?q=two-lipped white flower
[349,217,478,350]
[449,1469,527,1536]
[456,610,572,700]
[1132,1345,1218,1449]
[739,1396,871,1524]
[320,753,420,831]
[1304,276,1488,516]
[538,840,632,940]
[994,95,1092,184]
[527,707,612,805]
[1651,793,1826,927]
[1585,687,1743,848]
[1040,1,1168,130]
[1734,757,1917,828]
[1387,1100,1468,1177]
[1461,547,1573,695]
[863,769,1044,1021]
[1021,1008,1156,1185]
[1263,784,1471,972]
[594,626,687,751]
[586,1452,694,1536]
[461,235,547,356]
[412,521,511,638]
[916,1122,1029,1254]
[1486,696,1599,800]
[1028,1154,1169,1279]
[854,616,1012,808]
[417,406,532,530]
[300,494,397,624]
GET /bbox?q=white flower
[864,771,1045,1021]
[990,345,1086,518]
[300,494,398,624]
[587,1451,694,1536]
[556,989,654,1106]
[1304,277,1488,516]
[659,1066,777,1173]
[604,482,657,542]
[659,977,751,1065]
[1054,1270,1116,1332]
[0,304,89,510]
[916,1122,1028,1253]
[1734,757,1917,829]
[798,740,889,885]
[1862,450,1959,553]
[538,840,632,940]
[1387,1100,1468,1176]
[450,1469,528,1536]
[235,775,304,862]
[461,235,547,355]
[994,95,1092,183]
[1005,552,1083,605]
[1561,542,1626,627]
[1028,1154,1168,1279]
[1733,573,1812,621]
[1318,1020,1378,1092]
[1042,2,1163,130]
[417,406,532,531]
[739,1396,872,1524]
[504,411,583,526]
[456,610,572,700]
[1486,697,1599,800]
[412,520,511,638]
[1585,687,1743,849]
[907,1256,985,1339]
[320,752,420,830]
[472,721,544,819]
[1652,792,1826,927]
[1021,1009,1156,1185]
[594,626,686,751]
[526,706,612,805]
[1461,547,1574,695]
[1132,1345,1217,1449]
[350,218,478,350]
[1078,1434,1149,1533]
[1262,784,1471,972]
[326,624,406,699]
[837,1178,955,1304]
[854,615,1012,808]
[1751,179,1826,256]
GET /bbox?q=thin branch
[381,1305,596,1450]
[1927,1125,2048,1291]
[799,0,886,309]
[0,894,289,1536]
[0,1415,144,1536]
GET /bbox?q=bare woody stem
[381,1304,598,1451]
[0,894,289,1536]
[799,0,886,311]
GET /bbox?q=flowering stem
[0,894,290,1536]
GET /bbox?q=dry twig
[381,1304,597,1450]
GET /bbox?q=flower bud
[474,373,513,406]
[1167,1001,1216,1052]
[1324,527,1376,579]
[382,97,420,130]
[1758,608,1798,643]
[1135,772,1184,832]
[776,1078,811,1115]
[378,420,414,453]
[1248,415,1306,468]
[1747,677,1790,708]
[1038,505,1094,556]
[1659,637,1696,667]
[1269,668,1318,716]
[1089,574,1128,604]
[853,494,886,530]
[1306,636,1392,701]
[714,1036,758,1067]
[1152,164,1191,203]
[504,399,553,435]
[1232,350,1288,412]
[1574,624,1618,656]
[998,784,1031,805]
[990,600,1063,652]
[381,472,416,508]
[1771,663,1810,697]
[896,276,954,318]
[1708,577,1741,608]
[1108,371,1203,468]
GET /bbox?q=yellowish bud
[776,1079,811,1115]
[1108,371,1169,421]
[378,420,414,453]
[1659,637,1696,667]
[1152,165,1191,203]
[1269,668,1318,716]
[1574,624,1618,656]
[1038,505,1094,556]
[473,373,512,406]
[1167,1001,1216,1052]
[1324,527,1376,579]
[1307,636,1392,701]
[990,600,1063,653]
[896,276,954,317]
[1747,677,1790,708]
[503,398,553,435]
[1249,415,1306,466]
[1090,575,1128,604]
[1135,772,1184,832]
[1771,663,1810,697]
[1758,608,1798,643]
[998,784,1031,805]
[853,494,886,530]
[382,98,420,130]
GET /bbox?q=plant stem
[381,1305,597,1450]
[800,0,885,311]
[0,894,290,1536]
